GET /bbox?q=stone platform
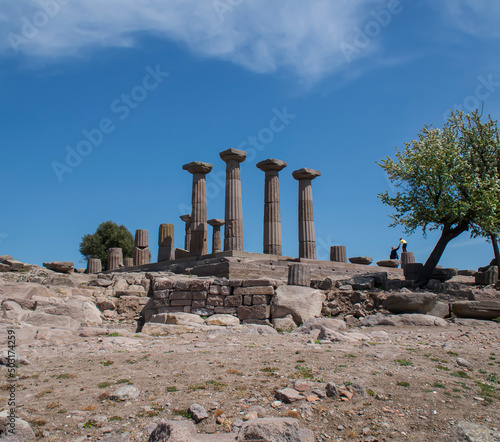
[107,251,403,282]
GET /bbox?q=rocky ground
[0,261,499,441]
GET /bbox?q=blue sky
[1,0,499,270]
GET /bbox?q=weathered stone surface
[36,327,75,343]
[475,266,498,285]
[288,264,311,287]
[275,388,303,403]
[452,301,500,320]
[208,218,224,254]
[225,295,242,307]
[237,305,270,320]
[427,301,450,318]
[3,259,31,271]
[205,314,240,326]
[400,251,415,269]
[108,248,123,271]
[330,245,347,263]
[148,420,197,442]
[110,385,140,401]
[234,286,274,296]
[86,258,102,274]
[271,286,324,325]
[22,311,80,329]
[455,420,500,442]
[189,403,209,423]
[164,312,205,326]
[360,313,447,327]
[295,317,347,333]
[376,259,400,268]
[272,315,297,332]
[384,292,437,314]
[432,267,458,282]
[404,262,424,280]
[43,261,74,273]
[237,418,308,442]
[0,350,30,366]
[34,297,102,326]
[317,327,359,342]
[348,256,372,265]
[0,263,10,272]
[0,411,36,441]
[141,323,195,335]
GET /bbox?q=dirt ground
[2,318,500,441]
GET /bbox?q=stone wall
[149,276,281,322]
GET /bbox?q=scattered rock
[455,420,500,441]
[452,300,500,320]
[275,388,303,403]
[361,313,447,327]
[237,418,313,442]
[0,350,30,365]
[205,314,240,326]
[0,411,36,441]
[456,358,473,369]
[348,257,372,265]
[294,317,346,333]
[165,312,205,326]
[110,385,140,401]
[384,292,437,314]
[271,286,325,324]
[427,301,450,319]
[189,403,209,423]
[43,261,74,273]
[272,315,297,332]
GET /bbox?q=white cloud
[0,0,386,81]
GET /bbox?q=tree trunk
[491,233,500,272]
[416,224,468,286]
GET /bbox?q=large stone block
[234,286,274,296]
[170,291,192,300]
[452,301,500,320]
[224,295,242,307]
[271,286,325,324]
[238,305,271,320]
[384,292,437,314]
[207,295,224,306]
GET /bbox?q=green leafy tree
[80,221,134,269]
[377,110,500,284]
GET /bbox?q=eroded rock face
[0,411,36,441]
[451,301,500,320]
[383,292,437,314]
[271,286,325,325]
[361,313,448,327]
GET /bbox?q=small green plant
[450,371,470,379]
[100,360,114,367]
[166,386,178,392]
[314,339,321,344]
[107,332,120,337]
[433,382,446,389]
[83,420,98,428]
[446,351,459,356]
[366,388,376,397]
[295,365,314,379]
[436,365,450,371]
[347,354,357,358]
[188,383,206,391]
[296,359,306,363]
[397,381,410,387]
[98,382,112,389]
[476,382,498,399]
[395,359,413,366]
[109,416,123,422]
[116,379,132,385]
[57,373,77,379]
[260,367,278,373]
[172,409,192,419]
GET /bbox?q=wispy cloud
[1,0,498,82]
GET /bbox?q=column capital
[180,214,192,223]
[220,148,247,163]
[208,218,225,227]
[257,158,287,172]
[292,168,321,180]
[182,161,213,174]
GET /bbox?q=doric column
[220,148,247,251]
[180,214,192,252]
[182,161,213,256]
[134,229,150,266]
[256,158,287,255]
[108,248,123,271]
[292,168,321,259]
[158,224,174,261]
[208,218,224,254]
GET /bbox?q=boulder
[34,297,102,326]
[427,301,450,319]
[35,327,75,344]
[205,314,240,326]
[0,255,13,262]
[188,403,209,423]
[22,311,80,329]
[1,301,26,322]
[431,267,458,282]
[141,323,195,336]
[317,327,359,342]
[110,385,140,401]
[360,313,447,327]
[2,259,31,271]
[384,292,437,314]
[237,418,313,442]
[271,286,325,325]
[0,411,36,441]
[458,269,476,276]
[272,315,297,332]
[0,283,52,310]
[294,317,347,333]
[376,259,400,268]
[43,261,74,273]
[165,312,205,326]
[455,420,500,441]
[0,263,10,272]
[451,301,500,320]
[348,257,372,265]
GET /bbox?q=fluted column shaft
[293,168,321,260]
[180,215,192,252]
[220,148,246,252]
[191,173,208,255]
[212,226,222,254]
[264,170,282,254]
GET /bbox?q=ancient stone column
[86,258,102,274]
[208,219,225,254]
[183,161,213,256]
[288,263,311,287]
[401,252,415,269]
[220,148,246,252]
[257,158,287,255]
[158,223,175,262]
[292,168,321,259]
[180,214,192,252]
[123,257,134,267]
[108,248,123,271]
[330,246,347,263]
[134,229,150,266]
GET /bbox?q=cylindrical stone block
[86,258,102,274]
[220,148,246,252]
[135,229,149,248]
[123,257,134,267]
[108,248,123,271]
[330,246,347,263]
[180,214,192,252]
[475,266,498,285]
[208,219,224,254]
[404,262,423,281]
[288,263,311,287]
[158,224,174,262]
[134,247,150,266]
[401,252,415,269]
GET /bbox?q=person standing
[390,245,400,259]
[399,238,408,252]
